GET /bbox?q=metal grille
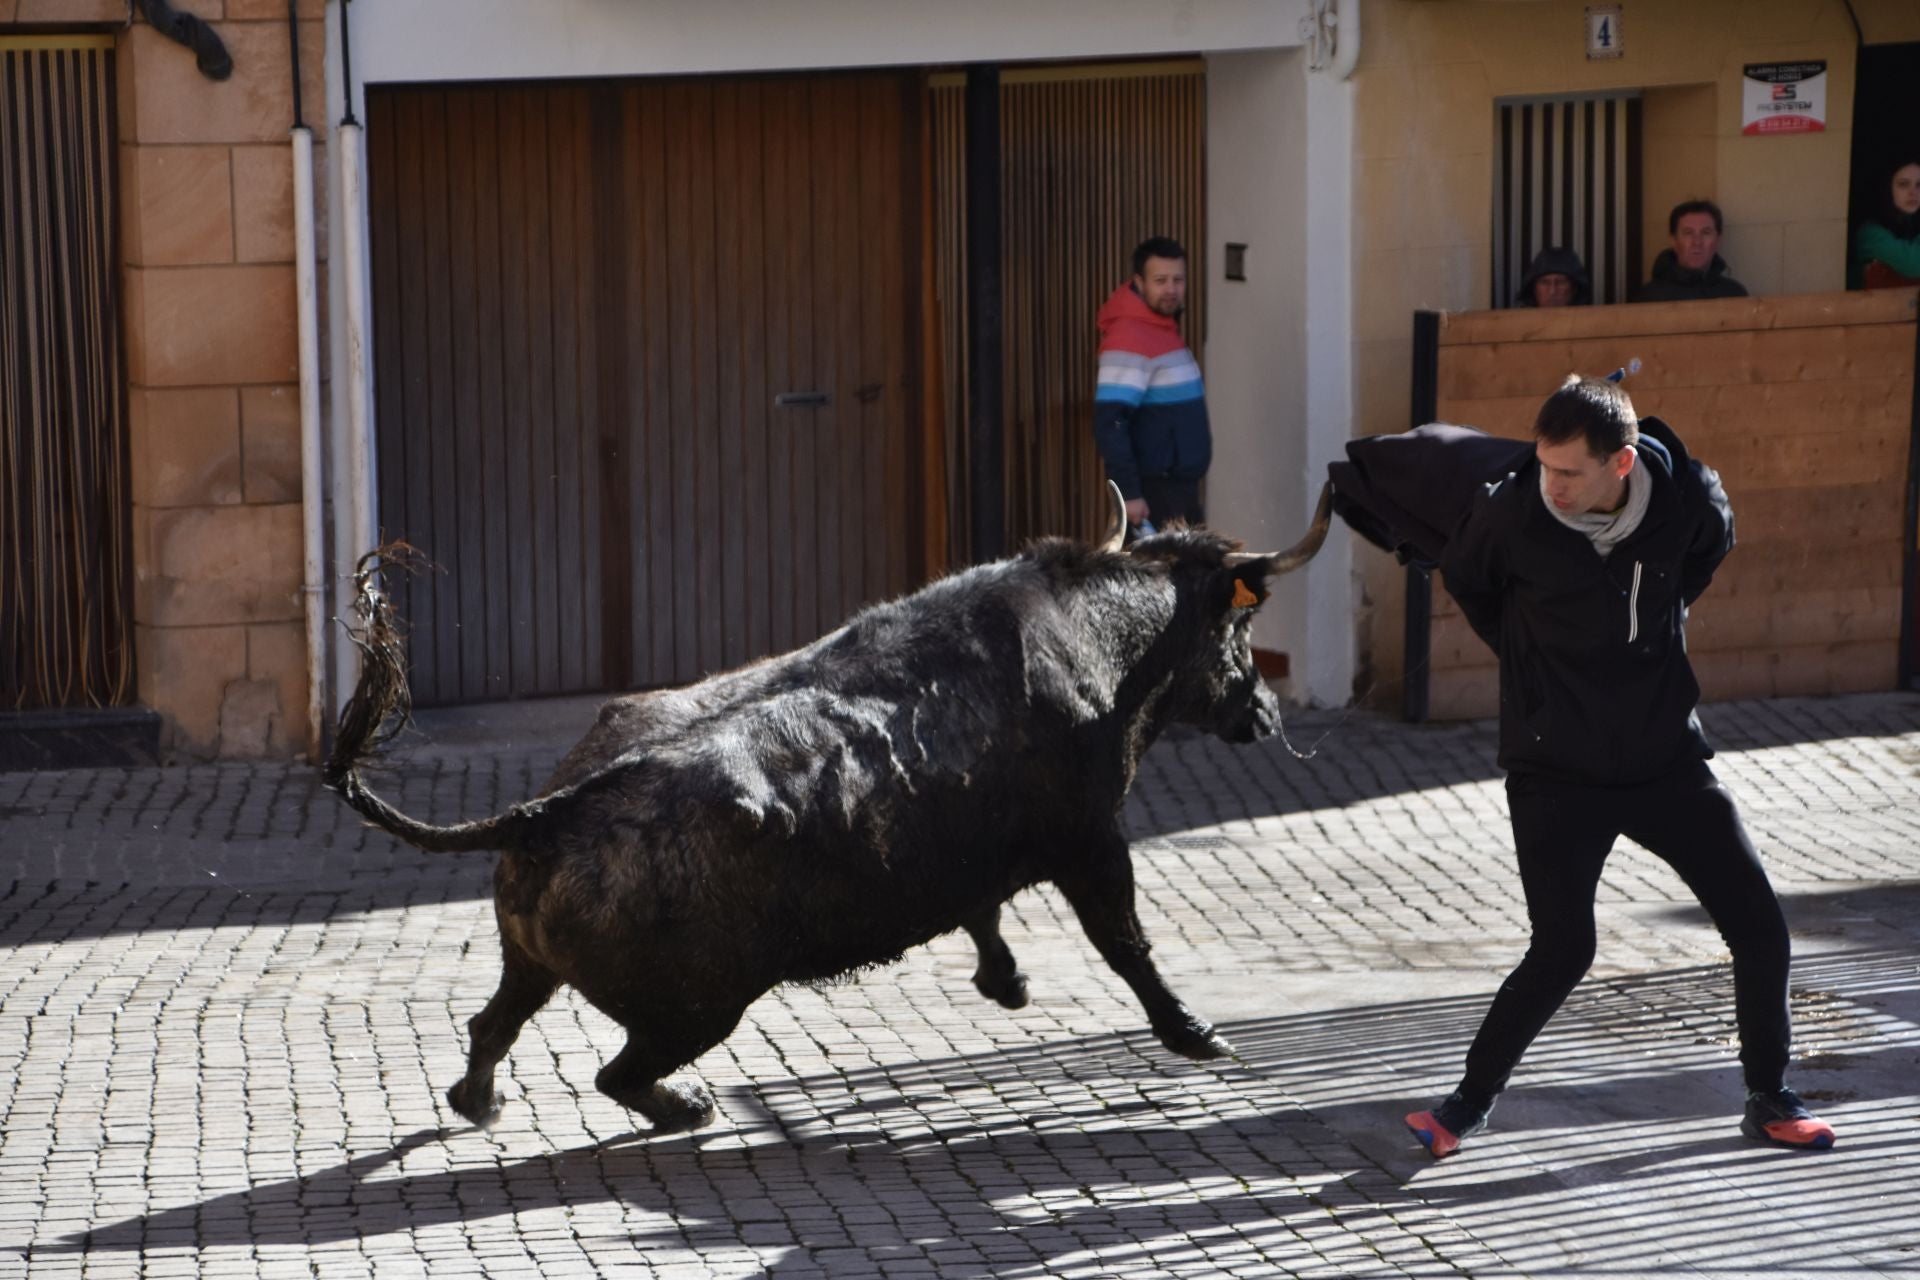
[1494,94,1641,308]
[933,61,1206,558]
[0,38,132,711]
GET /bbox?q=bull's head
[1105,481,1334,744]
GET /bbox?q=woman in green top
[1852,158,1920,289]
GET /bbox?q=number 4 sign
[1587,6,1624,60]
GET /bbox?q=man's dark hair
[1534,375,1638,457]
[1668,199,1724,235]
[1132,236,1187,276]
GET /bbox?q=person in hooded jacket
[1851,157,1920,290]
[1398,375,1835,1159]
[1515,246,1591,308]
[1640,200,1749,301]
[1094,237,1212,533]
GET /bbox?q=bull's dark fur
[326,505,1328,1135]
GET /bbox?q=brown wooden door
[366,72,925,706]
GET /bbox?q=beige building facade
[1348,0,1920,700]
[4,1,326,761]
[5,0,1914,762]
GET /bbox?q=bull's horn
[1225,480,1334,575]
[1098,479,1127,552]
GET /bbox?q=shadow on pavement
[45,947,1918,1274]
[3,691,1914,944]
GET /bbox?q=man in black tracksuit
[1399,376,1835,1157]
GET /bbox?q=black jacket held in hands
[1438,416,1733,785]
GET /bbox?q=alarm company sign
[1742,62,1828,135]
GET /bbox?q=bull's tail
[323,549,547,854]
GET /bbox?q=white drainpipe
[292,123,326,760]
[334,115,377,708]
[1328,0,1361,80]
[1297,0,1360,706]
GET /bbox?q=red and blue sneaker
[1740,1086,1836,1150]
[1405,1091,1491,1159]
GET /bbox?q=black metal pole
[287,0,303,128]
[964,65,1003,564]
[338,0,358,127]
[1403,309,1443,722]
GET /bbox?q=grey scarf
[1540,451,1650,557]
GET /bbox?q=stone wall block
[1355,158,1409,253]
[128,263,298,386]
[246,620,309,756]
[124,20,325,145]
[225,0,324,20]
[118,144,146,267]
[1409,154,1490,254]
[139,502,303,627]
[232,139,330,267]
[1410,62,1492,159]
[128,145,234,266]
[240,384,302,503]
[136,622,246,757]
[15,0,127,20]
[122,267,148,385]
[130,386,243,508]
[217,676,284,758]
[1353,66,1416,161]
[233,143,297,263]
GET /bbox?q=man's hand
[1126,498,1150,526]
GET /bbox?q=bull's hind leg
[593,1006,745,1134]
[1056,838,1233,1061]
[446,940,559,1128]
[963,903,1030,1009]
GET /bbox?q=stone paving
[1,692,1917,1277]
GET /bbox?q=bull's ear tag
[1232,579,1262,609]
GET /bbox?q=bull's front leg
[962,903,1030,1009]
[1055,835,1233,1061]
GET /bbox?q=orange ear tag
[1232,580,1261,609]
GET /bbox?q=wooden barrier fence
[1415,288,1920,720]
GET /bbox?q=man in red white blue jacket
[1094,237,1212,533]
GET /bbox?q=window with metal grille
[1494,93,1641,308]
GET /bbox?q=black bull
[325,485,1333,1133]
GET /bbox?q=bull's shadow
[4,689,1914,943]
[45,947,1920,1275]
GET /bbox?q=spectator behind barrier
[1640,200,1748,302]
[1515,246,1591,308]
[1852,157,1920,290]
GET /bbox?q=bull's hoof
[1155,1019,1235,1062]
[447,1080,506,1129]
[636,1079,716,1133]
[973,966,1030,1010]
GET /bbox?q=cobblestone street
[2,693,1917,1277]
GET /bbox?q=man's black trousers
[1460,761,1792,1104]
[1139,476,1203,530]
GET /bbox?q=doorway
[365,71,927,706]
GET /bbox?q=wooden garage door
[366,72,925,706]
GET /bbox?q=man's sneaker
[1740,1087,1836,1150]
[1405,1091,1491,1159]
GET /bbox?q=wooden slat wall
[1426,290,1918,719]
[368,72,921,706]
[0,40,132,711]
[933,62,1206,559]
